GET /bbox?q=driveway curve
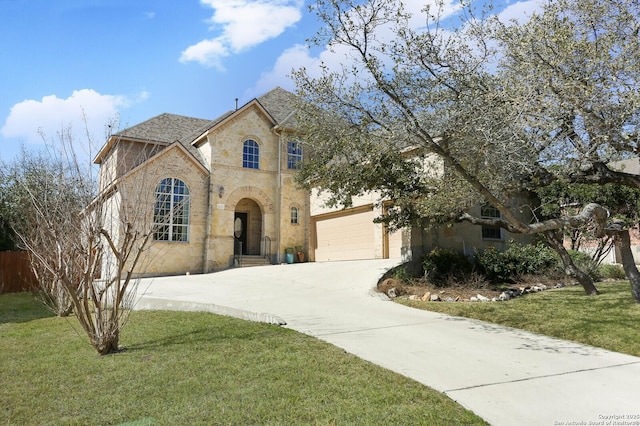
[133,259,640,426]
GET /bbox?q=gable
[192,87,299,146]
[94,113,213,168]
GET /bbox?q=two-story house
[94,86,531,277]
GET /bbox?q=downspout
[274,125,282,264]
[272,110,297,264]
[203,174,213,273]
[202,134,214,273]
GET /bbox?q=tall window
[243,139,259,169]
[290,206,299,225]
[287,140,303,169]
[481,205,502,240]
[154,178,190,242]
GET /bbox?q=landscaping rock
[476,294,490,302]
[470,296,478,302]
[422,292,431,302]
[430,294,441,302]
[388,288,397,298]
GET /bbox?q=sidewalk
[132,259,640,426]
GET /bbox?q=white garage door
[387,227,402,259]
[314,207,375,261]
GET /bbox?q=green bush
[475,242,558,283]
[392,266,414,284]
[422,248,473,286]
[567,250,602,281]
[598,263,627,280]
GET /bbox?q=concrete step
[238,255,272,268]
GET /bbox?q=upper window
[290,206,299,225]
[154,178,190,242]
[287,140,303,169]
[481,205,502,240]
[243,139,260,169]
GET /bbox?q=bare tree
[293,0,640,299]
[12,124,159,354]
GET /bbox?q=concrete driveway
[133,259,640,426]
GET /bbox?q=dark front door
[234,212,248,255]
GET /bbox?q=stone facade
[95,87,310,276]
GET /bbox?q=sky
[0,0,541,163]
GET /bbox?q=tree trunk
[93,331,121,355]
[614,230,640,303]
[544,231,600,295]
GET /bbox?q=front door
[234,212,248,255]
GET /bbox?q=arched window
[243,139,260,169]
[290,206,299,225]
[287,140,303,169]
[154,178,190,242]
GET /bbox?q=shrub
[475,242,558,283]
[598,264,627,280]
[567,250,602,281]
[392,266,414,284]
[422,248,474,286]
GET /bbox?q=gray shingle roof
[256,86,299,127]
[114,113,218,168]
[116,113,213,144]
[105,87,298,168]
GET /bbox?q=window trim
[287,140,303,170]
[290,206,299,225]
[480,205,503,240]
[243,139,260,169]
[153,177,190,243]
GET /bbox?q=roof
[94,87,299,166]
[255,86,299,128]
[114,113,213,143]
[94,113,217,167]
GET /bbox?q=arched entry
[234,198,263,255]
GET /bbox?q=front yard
[0,293,485,425]
[396,280,640,357]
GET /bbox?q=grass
[399,280,640,357]
[0,293,485,426]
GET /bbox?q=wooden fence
[0,251,38,293]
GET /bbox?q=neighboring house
[94,86,533,277]
[576,158,640,265]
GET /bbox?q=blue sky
[0,0,540,163]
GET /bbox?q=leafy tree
[293,0,640,300]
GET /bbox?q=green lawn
[399,280,640,357]
[0,293,485,426]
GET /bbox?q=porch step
[238,255,272,268]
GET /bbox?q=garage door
[313,207,375,261]
[387,227,402,259]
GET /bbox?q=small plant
[598,264,626,280]
[392,266,413,284]
[567,250,602,281]
[422,248,474,286]
[285,247,295,254]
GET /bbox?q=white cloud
[1,89,148,149]
[180,0,303,68]
[498,0,543,24]
[260,0,542,90]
